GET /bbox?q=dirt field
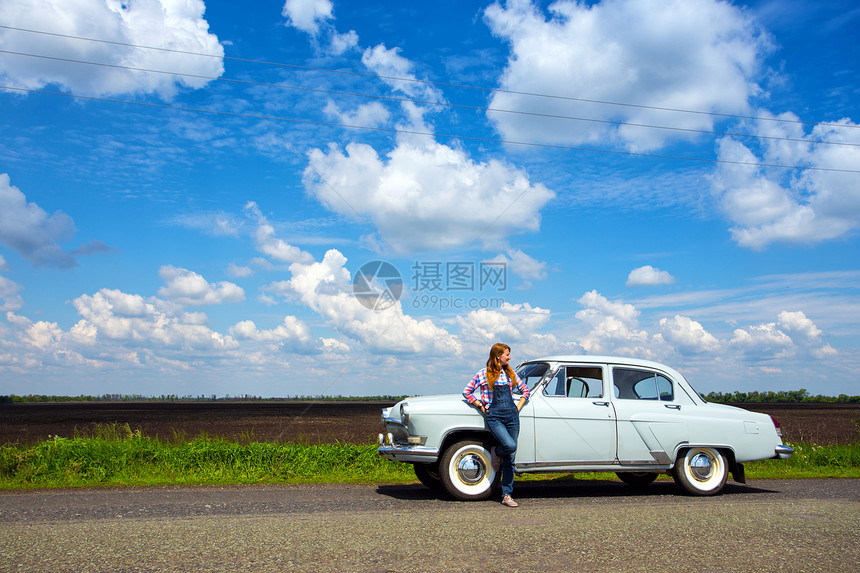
[0,401,857,446]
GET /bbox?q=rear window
[613,368,674,401]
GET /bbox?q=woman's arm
[463,370,488,413]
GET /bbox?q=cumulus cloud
[0,0,224,99]
[0,287,240,372]
[282,0,358,54]
[243,202,314,264]
[456,302,550,343]
[229,316,321,353]
[158,266,245,306]
[304,140,555,253]
[730,310,836,362]
[575,290,663,358]
[0,173,76,268]
[282,0,333,34]
[627,265,675,286]
[70,288,238,352]
[267,249,461,355]
[713,114,860,249]
[658,315,720,354]
[484,0,771,151]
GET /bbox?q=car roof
[524,355,685,378]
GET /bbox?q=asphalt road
[1,479,858,572]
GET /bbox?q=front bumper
[775,444,794,459]
[378,433,439,463]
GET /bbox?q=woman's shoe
[501,495,518,507]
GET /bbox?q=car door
[610,366,693,466]
[523,364,617,467]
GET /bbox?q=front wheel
[672,447,728,495]
[438,440,499,501]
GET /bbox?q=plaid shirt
[463,367,530,406]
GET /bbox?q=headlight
[400,402,410,426]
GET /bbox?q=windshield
[516,362,551,391]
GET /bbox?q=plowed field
[0,401,857,446]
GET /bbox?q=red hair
[485,342,515,391]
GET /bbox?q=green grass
[1,425,858,490]
[0,424,414,489]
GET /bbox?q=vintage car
[378,355,793,500]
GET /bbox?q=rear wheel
[413,462,442,490]
[616,471,659,487]
[672,447,728,495]
[438,440,499,501]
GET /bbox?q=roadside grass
[1,424,858,490]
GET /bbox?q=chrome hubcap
[456,453,486,484]
[689,452,714,481]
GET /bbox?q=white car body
[379,355,792,499]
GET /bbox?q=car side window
[613,368,674,401]
[544,366,603,398]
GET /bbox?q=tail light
[770,415,783,437]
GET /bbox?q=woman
[462,342,530,507]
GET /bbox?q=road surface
[1,479,858,572]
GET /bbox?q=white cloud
[658,315,720,354]
[484,0,771,151]
[713,115,860,249]
[226,263,253,279]
[0,287,240,372]
[157,266,245,306]
[282,0,357,54]
[229,316,321,353]
[627,265,675,286]
[485,249,548,288]
[323,100,391,128]
[0,173,76,268]
[776,310,837,359]
[243,202,314,264]
[70,288,237,352]
[329,30,359,55]
[0,270,24,312]
[273,249,461,355]
[304,140,555,253]
[0,0,224,99]
[575,290,662,358]
[361,44,443,102]
[456,302,550,344]
[282,0,333,35]
[730,310,836,361]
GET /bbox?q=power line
[2,48,858,150]
[4,85,859,174]
[1,23,857,131]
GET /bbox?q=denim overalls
[486,374,520,497]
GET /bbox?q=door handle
[592,401,610,407]
[664,404,681,410]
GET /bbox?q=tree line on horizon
[1,388,858,404]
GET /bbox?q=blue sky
[1,0,858,398]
